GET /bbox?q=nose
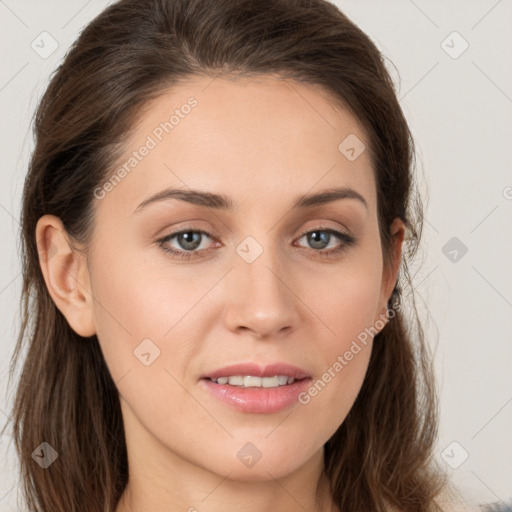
[222,247,301,340]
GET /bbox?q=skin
[36,74,404,512]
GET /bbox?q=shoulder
[384,481,510,512]
[433,482,483,512]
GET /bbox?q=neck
[115,402,337,512]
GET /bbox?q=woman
[4,0,485,510]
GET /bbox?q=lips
[200,374,312,414]
[201,362,311,381]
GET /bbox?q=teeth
[210,375,298,387]
[261,376,279,388]
[278,375,288,385]
[244,376,262,387]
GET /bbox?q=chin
[214,460,299,482]
[197,442,315,482]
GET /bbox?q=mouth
[204,375,307,388]
[199,362,312,413]
[200,362,311,386]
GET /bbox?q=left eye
[296,229,346,251]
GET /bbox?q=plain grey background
[1,0,511,510]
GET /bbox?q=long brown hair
[5,0,447,510]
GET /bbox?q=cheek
[304,242,383,348]
[88,249,209,455]
[295,249,383,428]
[88,242,207,383]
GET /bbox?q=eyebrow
[133,186,368,213]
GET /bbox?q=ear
[377,217,406,320]
[35,214,96,337]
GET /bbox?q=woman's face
[62,75,402,480]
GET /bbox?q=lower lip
[200,378,312,414]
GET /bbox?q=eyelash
[157,225,356,261]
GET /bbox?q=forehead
[98,74,376,216]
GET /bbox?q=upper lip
[201,362,311,381]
